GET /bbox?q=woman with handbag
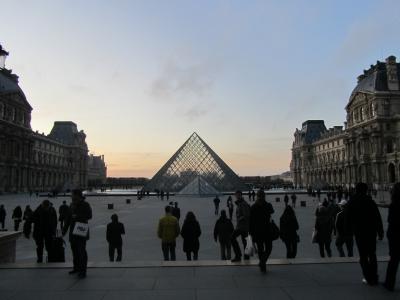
[249,189,274,273]
[280,205,299,258]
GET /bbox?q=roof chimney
[0,45,9,69]
[386,55,399,91]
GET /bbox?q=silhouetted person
[213,195,220,215]
[58,201,70,229]
[166,191,170,201]
[23,205,33,222]
[106,214,125,262]
[346,182,383,285]
[12,206,22,231]
[315,205,333,257]
[280,205,299,258]
[227,196,234,220]
[172,202,181,221]
[0,205,6,229]
[181,211,201,261]
[157,206,180,261]
[383,183,400,291]
[250,189,274,273]
[291,193,297,208]
[231,191,251,262]
[214,210,234,260]
[30,200,57,262]
[335,200,353,257]
[63,189,92,278]
[251,190,256,202]
[160,190,165,201]
[284,194,289,206]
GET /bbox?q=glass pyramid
[144,132,246,193]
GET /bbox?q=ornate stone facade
[291,55,400,189]
[0,45,92,192]
[87,154,107,185]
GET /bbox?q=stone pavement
[0,261,399,300]
[0,192,390,263]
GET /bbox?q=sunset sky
[2,0,400,177]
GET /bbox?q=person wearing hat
[335,199,353,257]
[62,189,92,278]
[106,214,125,262]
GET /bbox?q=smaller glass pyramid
[144,132,246,194]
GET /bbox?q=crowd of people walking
[0,183,398,292]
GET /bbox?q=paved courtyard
[0,191,390,263]
[0,262,399,299]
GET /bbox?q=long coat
[280,212,299,242]
[249,200,274,242]
[315,207,333,243]
[32,205,57,240]
[214,217,234,243]
[181,220,201,252]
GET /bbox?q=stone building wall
[291,56,400,189]
[0,45,91,193]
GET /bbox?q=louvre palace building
[0,45,106,193]
[291,55,400,189]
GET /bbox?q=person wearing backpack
[250,189,275,273]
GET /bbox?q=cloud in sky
[334,0,400,66]
[2,1,400,177]
[149,59,214,101]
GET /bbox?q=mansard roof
[299,120,326,144]
[350,59,400,97]
[0,69,32,110]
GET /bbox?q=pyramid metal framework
[144,132,246,193]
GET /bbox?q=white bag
[72,222,89,237]
[244,235,255,256]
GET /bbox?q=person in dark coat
[231,191,251,262]
[279,205,299,258]
[62,189,92,278]
[284,194,289,206]
[58,201,70,229]
[250,189,274,273]
[335,200,353,257]
[27,200,57,262]
[383,182,400,291]
[291,193,297,208]
[214,210,234,260]
[346,182,383,286]
[12,206,23,231]
[0,205,6,229]
[180,211,201,261]
[315,205,333,257]
[172,202,181,221]
[213,196,220,215]
[106,214,125,262]
[227,196,234,220]
[23,205,33,222]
